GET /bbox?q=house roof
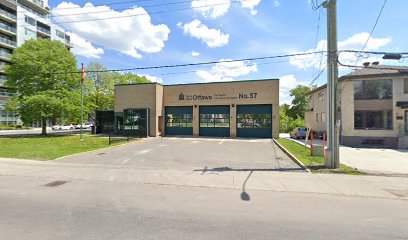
[307,65,408,95]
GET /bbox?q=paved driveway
[58,137,303,172]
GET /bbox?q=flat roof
[115,78,279,87]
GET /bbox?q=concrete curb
[273,139,311,173]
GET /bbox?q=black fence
[108,129,146,145]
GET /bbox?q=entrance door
[199,105,230,137]
[165,106,193,136]
[405,111,408,134]
[236,104,272,138]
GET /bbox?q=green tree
[5,39,79,135]
[280,103,305,133]
[113,72,150,85]
[84,62,115,113]
[287,84,316,119]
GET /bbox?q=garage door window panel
[166,113,192,128]
[237,114,271,128]
[200,114,229,128]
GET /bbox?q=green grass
[0,134,131,160]
[277,138,361,175]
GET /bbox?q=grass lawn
[276,138,361,175]
[0,134,132,160]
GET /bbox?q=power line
[354,0,388,64]
[17,0,251,27]
[7,51,326,77]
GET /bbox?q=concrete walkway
[0,158,407,200]
[283,135,408,176]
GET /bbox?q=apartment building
[305,64,408,149]
[0,0,72,125]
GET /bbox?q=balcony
[0,22,16,36]
[0,8,17,23]
[36,25,50,36]
[0,36,16,49]
[0,51,11,61]
[18,0,50,15]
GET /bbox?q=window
[166,113,193,128]
[24,15,36,26]
[321,112,326,123]
[316,113,319,123]
[56,29,65,39]
[354,79,393,100]
[25,28,36,39]
[200,114,229,128]
[404,78,408,94]
[237,114,271,128]
[354,110,393,130]
[318,91,325,101]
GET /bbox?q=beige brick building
[305,65,408,149]
[114,79,280,138]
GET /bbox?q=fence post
[310,131,314,156]
[323,132,326,157]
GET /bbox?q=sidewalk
[284,136,408,176]
[0,158,407,200]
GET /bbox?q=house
[305,64,408,149]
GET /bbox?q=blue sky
[48,0,408,103]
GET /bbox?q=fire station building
[113,79,280,138]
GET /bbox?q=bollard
[310,130,314,156]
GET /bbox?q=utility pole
[323,0,339,168]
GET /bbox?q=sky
[47,0,408,104]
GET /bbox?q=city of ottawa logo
[179,93,185,100]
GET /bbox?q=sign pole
[80,63,84,141]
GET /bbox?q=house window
[24,16,36,26]
[56,30,65,39]
[354,110,393,130]
[354,79,393,100]
[321,112,326,123]
[316,113,319,123]
[318,91,325,101]
[404,78,408,94]
[25,28,36,39]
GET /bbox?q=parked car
[75,122,93,129]
[52,124,75,131]
[290,127,308,139]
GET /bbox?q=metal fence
[108,128,146,145]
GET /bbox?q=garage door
[165,106,193,136]
[199,105,230,137]
[237,104,272,138]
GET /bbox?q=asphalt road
[57,137,303,171]
[0,175,407,240]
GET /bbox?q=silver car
[290,127,308,139]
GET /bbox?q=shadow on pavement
[194,166,304,173]
[240,171,253,201]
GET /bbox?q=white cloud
[274,0,280,7]
[53,2,170,59]
[289,32,392,70]
[192,0,230,19]
[142,74,163,84]
[240,0,262,15]
[180,20,229,48]
[279,75,308,104]
[69,32,104,59]
[191,51,200,57]
[196,59,257,82]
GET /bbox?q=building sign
[179,92,257,101]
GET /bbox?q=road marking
[122,158,130,164]
[191,141,201,144]
[159,144,166,147]
[136,149,151,155]
[219,138,225,145]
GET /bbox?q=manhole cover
[43,180,69,187]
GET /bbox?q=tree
[287,84,316,119]
[83,63,151,115]
[5,39,79,135]
[84,62,115,113]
